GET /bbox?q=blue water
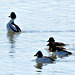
[0,0,75,75]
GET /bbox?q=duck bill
[47,43,49,46]
[34,54,37,56]
[8,16,11,17]
[47,40,49,42]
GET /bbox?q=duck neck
[38,54,43,58]
[9,19,15,25]
[51,45,57,52]
[11,19,14,22]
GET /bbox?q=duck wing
[55,42,66,46]
[43,56,55,61]
[11,22,21,32]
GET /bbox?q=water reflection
[7,32,21,53]
[34,61,55,70]
[35,63,43,69]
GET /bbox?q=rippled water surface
[0,0,75,75]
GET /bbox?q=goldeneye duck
[34,51,55,63]
[48,42,72,56]
[7,12,21,32]
[47,37,66,46]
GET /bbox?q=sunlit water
[0,0,75,75]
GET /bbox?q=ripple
[22,30,75,33]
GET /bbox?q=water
[0,0,75,75]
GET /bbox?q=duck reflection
[7,32,20,53]
[34,60,55,70]
[35,63,43,69]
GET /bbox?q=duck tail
[68,52,72,55]
[50,57,55,61]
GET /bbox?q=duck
[47,41,66,50]
[47,42,72,56]
[7,12,21,32]
[34,51,55,63]
[47,37,66,46]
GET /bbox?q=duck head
[9,12,16,19]
[47,37,55,43]
[34,51,43,58]
[47,41,55,47]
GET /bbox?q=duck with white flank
[34,51,55,63]
[47,37,66,46]
[7,12,21,32]
[47,42,72,56]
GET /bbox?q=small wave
[22,30,41,33]
[57,59,75,62]
[66,30,75,32]
[22,30,63,33]
[22,30,75,33]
